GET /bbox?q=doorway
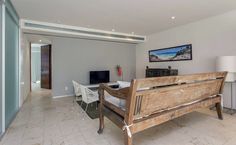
[30,43,52,91]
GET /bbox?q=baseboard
[53,94,74,99]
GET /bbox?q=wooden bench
[97,72,227,145]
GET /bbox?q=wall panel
[4,0,19,128]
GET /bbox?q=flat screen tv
[90,71,110,84]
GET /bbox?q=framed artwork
[149,44,192,62]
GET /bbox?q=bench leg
[97,103,104,134]
[216,102,223,120]
[124,132,133,145]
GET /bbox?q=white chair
[80,84,99,112]
[72,80,82,102]
[117,81,130,88]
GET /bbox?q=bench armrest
[99,83,129,100]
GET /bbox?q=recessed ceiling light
[39,40,42,42]
[112,29,115,32]
[171,16,176,20]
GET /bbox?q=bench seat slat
[132,96,221,134]
[136,72,226,89]
[135,79,223,118]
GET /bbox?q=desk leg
[231,83,234,115]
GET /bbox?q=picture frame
[149,44,192,62]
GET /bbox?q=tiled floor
[1,90,236,145]
[31,82,41,91]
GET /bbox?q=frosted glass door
[5,9,19,128]
[0,4,2,133]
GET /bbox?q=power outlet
[65,86,68,91]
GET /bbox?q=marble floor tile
[1,89,236,145]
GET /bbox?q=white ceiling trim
[21,19,146,44]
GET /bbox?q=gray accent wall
[51,37,136,97]
[136,10,236,109]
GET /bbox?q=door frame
[1,1,6,134]
[29,42,31,92]
[30,43,52,91]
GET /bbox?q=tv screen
[90,71,110,84]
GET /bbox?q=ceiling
[12,0,236,35]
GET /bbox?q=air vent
[21,19,146,43]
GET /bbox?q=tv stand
[146,66,178,78]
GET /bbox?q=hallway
[1,90,236,145]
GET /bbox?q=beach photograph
[149,44,192,62]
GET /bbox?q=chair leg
[97,102,104,134]
[95,101,98,110]
[85,103,89,112]
[73,96,77,105]
[216,102,223,120]
[124,131,133,145]
[79,101,84,114]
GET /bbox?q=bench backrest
[127,72,227,120]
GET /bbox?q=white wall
[51,37,136,97]
[136,10,236,108]
[19,34,30,106]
